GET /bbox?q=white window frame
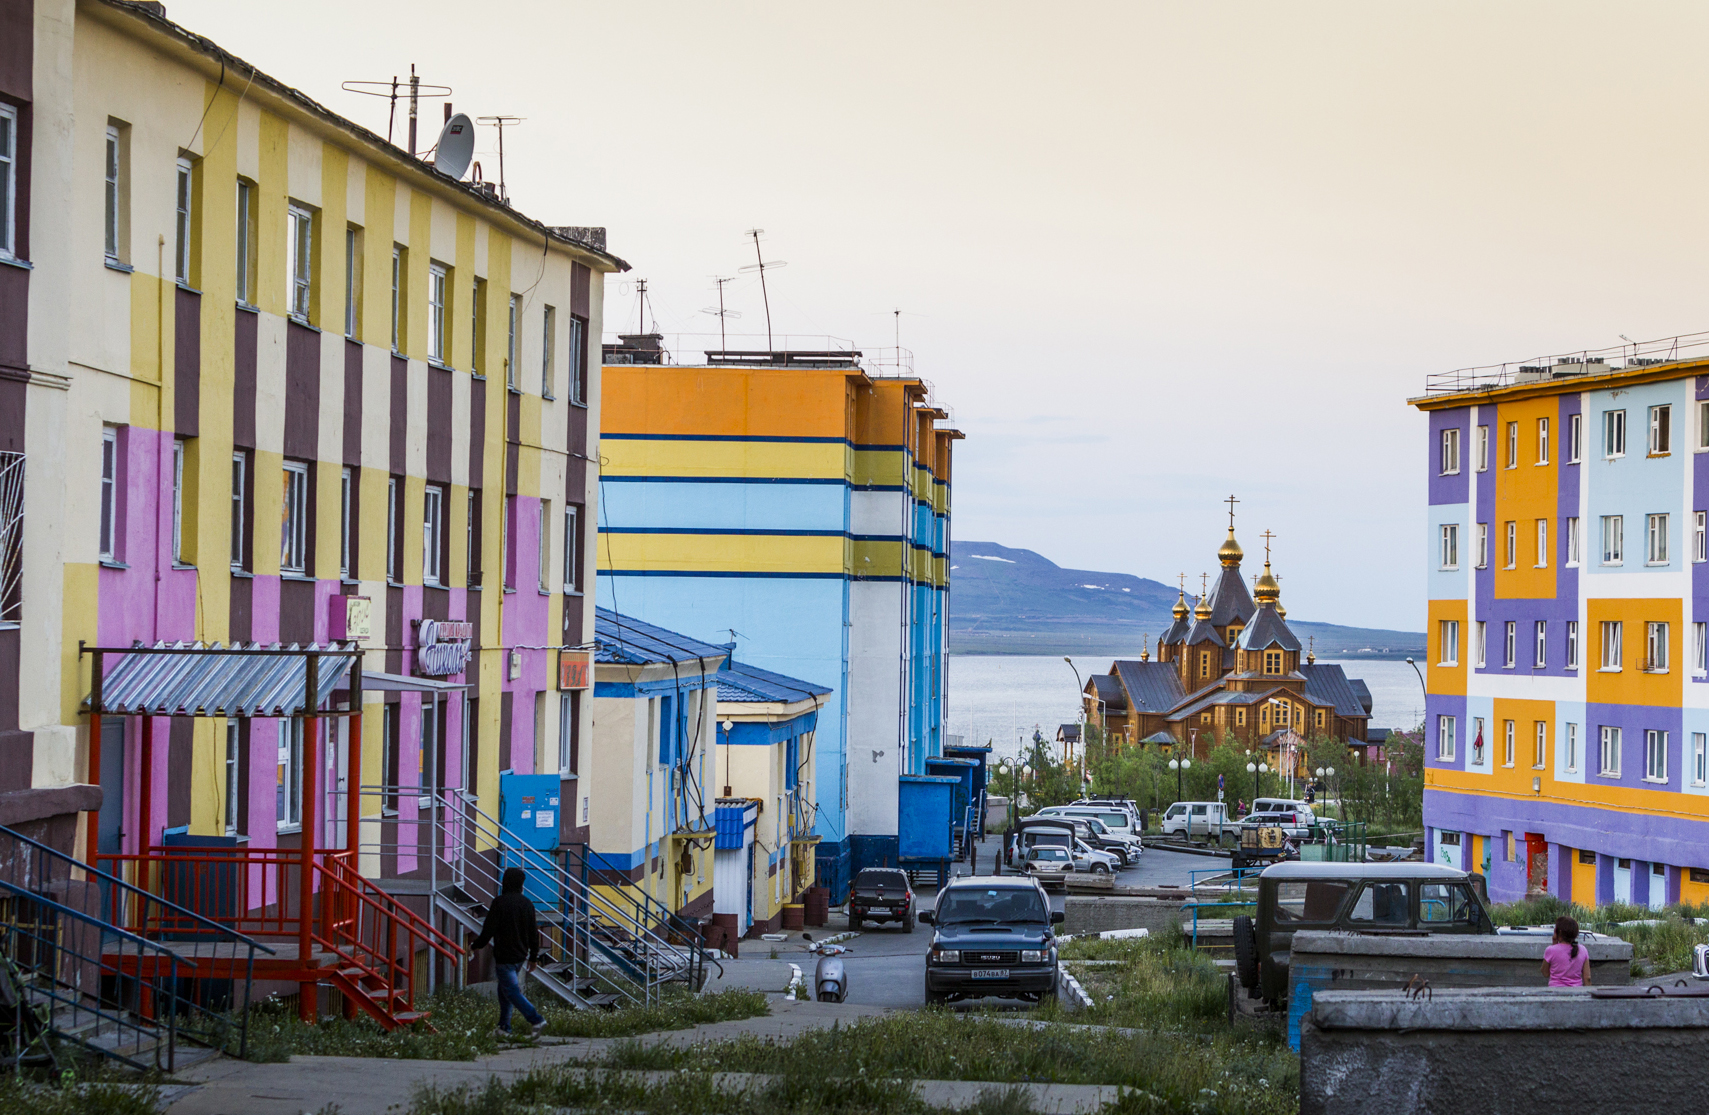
[1472,716,1486,766]
[423,483,444,586]
[391,244,404,352]
[99,427,119,562]
[466,489,480,587]
[1697,621,1707,676]
[1534,720,1547,768]
[1566,723,1579,772]
[1535,518,1548,568]
[1645,729,1668,783]
[568,313,587,405]
[541,304,556,398]
[1566,620,1579,670]
[230,451,246,570]
[174,156,193,283]
[278,720,302,831]
[1697,511,1707,563]
[224,722,241,836]
[1437,715,1456,762]
[506,294,520,390]
[559,690,581,779]
[171,439,185,565]
[1537,416,1549,464]
[386,476,399,583]
[1439,619,1459,666]
[1504,621,1516,669]
[344,226,359,339]
[1440,427,1461,475]
[1567,412,1582,463]
[1503,719,1515,767]
[235,179,254,304]
[1505,521,1516,569]
[1566,516,1581,566]
[1650,404,1672,455]
[1701,400,1709,451]
[287,202,313,322]
[1440,523,1459,570]
[280,461,308,575]
[339,466,352,579]
[1647,621,1669,673]
[104,124,121,262]
[1648,513,1669,565]
[1476,425,1489,471]
[564,504,580,593]
[1694,732,1707,787]
[1476,522,1488,569]
[1534,620,1546,668]
[0,103,16,260]
[428,261,448,364]
[1601,514,1623,565]
[1605,409,1626,458]
[471,278,484,375]
[1600,726,1621,777]
[1506,421,1518,469]
[1601,620,1623,671]
[538,499,552,592]
[1476,621,1487,668]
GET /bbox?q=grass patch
[0,1074,162,1115]
[242,985,769,1062]
[414,1067,932,1115]
[1489,897,1709,976]
[1052,938,1229,1030]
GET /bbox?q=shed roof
[715,659,832,704]
[594,608,728,666]
[87,641,354,717]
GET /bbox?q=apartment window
[1650,404,1672,455]
[1534,721,1547,768]
[338,467,353,579]
[423,484,444,586]
[564,503,581,593]
[230,452,247,569]
[1476,425,1489,471]
[344,226,362,339]
[171,440,185,565]
[428,262,449,364]
[381,704,400,815]
[1472,717,1486,765]
[1567,620,1579,669]
[235,179,256,304]
[1535,519,1548,567]
[103,123,123,262]
[1697,622,1707,675]
[99,427,119,561]
[1601,515,1623,565]
[1439,619,1460,666]
[1701,400,1709,450]
[391,245,406,352]
[467,489,482,587]
[502,496,514,591]
[1440,523,1459,569]
[569,314,588,404]
[1600,726,1621,776]
[471,278,487,376]
[1476,621,1487,667]
[1504,621,1516,668]
[1476,523,1488,569]
[286,203,313,322]
[1534,620,1547,668]
[1438,715,1456,761]
[559,691,582,778]
[1648,513,1669,565]
[1646,730,1668,782]
[1568,412,1582,463]
[1647,621,1669,672]
[1566,517,1581,566]
[224,722,241,836]
[277,721,302,831]
[1506,421,1518,469]
[1601,620,1623,670]
[538,499,552,591]
[1537,417,1549,464]
[0,103,16,260]
[280,462,309,575]
[173,156,193,283]
[388,477,408,585]
[1566,723,1579,772]
[1697,512,1707,563]
[506,294,520,390]
[1504,521,1516,569]
[541,305,556,398]
[1605,409,1626,457]
[1694,732,1707,786]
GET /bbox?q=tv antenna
[739,229,787,351]
[341,64,451,156]
[635,278,650,335]
[701,276,741,349]
[475,115,524,203]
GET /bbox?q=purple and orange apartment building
[1415,345,1709,907]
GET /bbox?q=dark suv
[920,876,1064,1004]
[849,868,914,931]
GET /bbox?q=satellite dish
[434,113,475,180]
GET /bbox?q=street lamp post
[1315,765,1337,819]
[1246,759,1268,804]
[1404,657,1427,728]
[1169,757,1192,838]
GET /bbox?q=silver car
[1023,845,1074,888]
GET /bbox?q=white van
[1160,801,1229,837]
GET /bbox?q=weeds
[413,1066,929,1115]
[1488,897,1709,976]
[1053,937,1230,1030]
[0,1073,162,1115]
[540,988,768,1039]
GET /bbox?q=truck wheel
[903,911,914,933]
[1093,863,1110,875]
[1233,915,1260,990]
[924,982,948,1005]
[850,913,862,931]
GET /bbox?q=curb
[1056,962,1095,1013]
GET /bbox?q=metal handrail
[1180,899,1256,949]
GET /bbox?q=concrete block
[1061,896,1183,937]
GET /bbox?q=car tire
[1233,915,1260,990]
[1093,863,1110,875]
[924,982,948,1005]
[903,911,914,933]
[850,913,862,931]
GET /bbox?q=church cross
[1225,494,1239,531]
[1260,529,1276,562]
[1178,572,1187,593]
[1200,572,1210,597]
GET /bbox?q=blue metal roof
[594,608,729,666]
[715,659,833,704]
[714,800,758,849]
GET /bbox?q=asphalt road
[703,835,1210,1010]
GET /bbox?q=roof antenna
[702,277,741,349]
[342,66,450,155]
[635,278,649,334]
[740,230,787,351]
[475,115,525,203]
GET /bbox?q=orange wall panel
[1492,397,1559,601]
[1585,598,1683,708]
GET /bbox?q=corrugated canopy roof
[594,608,729,666]
[715,659,832,704]
[87,642,355,717]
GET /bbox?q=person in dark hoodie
[472,867,545,1037]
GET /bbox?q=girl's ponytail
[1556,915,1581,960]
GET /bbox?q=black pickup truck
[849,867,915,931]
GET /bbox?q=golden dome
[1218,528,1243,568]
[1254,561,1280,606]
[1193,593,1212,621]
[1172,591,1189,621]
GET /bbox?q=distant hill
[948,541,1424,659]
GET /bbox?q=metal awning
[360,671,472,694]
[85,641,356,718]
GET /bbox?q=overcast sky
[172,1,1709,632]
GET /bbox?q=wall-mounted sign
[331,596,372,642]
[559,650,591,691]
[415,619,473,677]
[509,650,522,680]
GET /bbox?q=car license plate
[970,969,1009,980]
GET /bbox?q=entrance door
[1525,833,1549,895]
[97,719,126,854]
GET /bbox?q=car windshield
[1030,847,1068,860]
[855,870,907,889]
[937,886,1049,925]
[1272,879,1354,923]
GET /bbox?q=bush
[1487,898,1709,976]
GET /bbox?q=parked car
[849,867,915,932]
[1072,839,1119,874]
[1005,817,1077,867]
[1038,812,1136,864]
[1239,810,1312,839]
[1064,802,1144,837]
[1251,797,1316,823]
[1235,862,1496,1007]
[921,875,1064,1004]
[1021,845,1074,888]
[1159,801,1230,837]
[1037,807,1143,859]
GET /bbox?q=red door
[1525,833,1549,895]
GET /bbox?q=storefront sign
[415,619,473,677]
[330,595,372,642]
[559,650,591,690]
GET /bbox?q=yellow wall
[1492,398,1558,600]
[1586,598,1682,708]
[1428,599,1468,697]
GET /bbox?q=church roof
[1347,677,1374,715]
[1300,663,1370,720]
[1235,604,1301,653]
[1185,618,1225,646]
[1089,673,1128,711]
[1160,616,1190,646]
[1165,685,1293,723]
[1111,660,1185,714]
[1207,562,1256,627]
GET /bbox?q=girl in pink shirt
[1540,915,1589,987]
